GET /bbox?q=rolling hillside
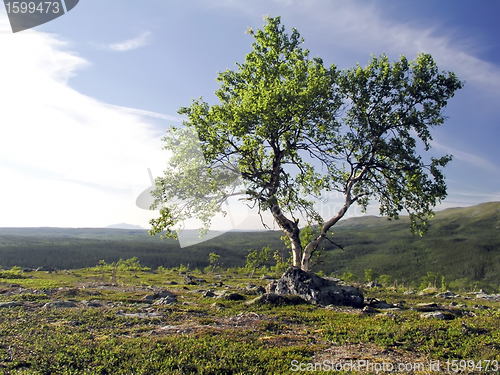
[0,202,499,289]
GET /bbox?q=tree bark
[269,201,302,267]
[300,199,352,271]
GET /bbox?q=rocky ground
[0,269,499,374]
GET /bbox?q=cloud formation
[0,17,166,227]
[107,31,151,52]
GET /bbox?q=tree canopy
[149,16,464,271]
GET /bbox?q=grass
[0,268,499,374]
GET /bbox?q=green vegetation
[149,16,463,272]
[245,246,272,277]
[1,202,499,292]
[0,264,499,374]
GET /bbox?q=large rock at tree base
[266,267,364,308]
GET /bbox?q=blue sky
[0,0,499,231]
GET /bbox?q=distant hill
[105,223,146,230]
[0,202,499,290]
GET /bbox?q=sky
[0,0,499,235]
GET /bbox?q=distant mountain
[105,223,146,230]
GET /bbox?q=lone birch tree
[149,16,463,271]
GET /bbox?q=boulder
[266,267,363,308]
[246,293,307,306]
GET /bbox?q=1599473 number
[5,2,61,14]
[445,360,498,372]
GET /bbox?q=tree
[208,252,220,272]
[364,269,379,283]
[246,245,272,277]
[149,16,463,272]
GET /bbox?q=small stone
[361,305,377,314]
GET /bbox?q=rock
[184,275,206,285]
[361,305,377,314]
[219,292,245,301]
[434,291,459,299]
[0,301,23,308]
[245,285,266,296]
[202,290,216,298]
[81,300,102,308]
[365,281,382,289]
[261,275,275,280]
[246,293,307,306]
[472,304,489,310]
[142,294,156,302]
[366,298,395,309]
[403,289,415,295]
[36,266,54,272]
[377,312,400,320]
[266,267,363,308]
[153,295,177,305]
[475,293,500,301]
[43,301,78,309]
[413,303,443,312]
[420,311,454,320]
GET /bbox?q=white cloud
[106,31,151,52]
[107,105,184,123]
[430,140,499,173]
[208,0,500,96]
[0,17,168,227]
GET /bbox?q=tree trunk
[300,200,352,271]
[290,236,303,268]
[269,201,302,268]
[301,234,325,271]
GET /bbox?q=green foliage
[441,275,447,292]
[341,271,357,283]
[246,245,272,277]
[1,203,499,289]
[271,250,292,276]
[316,270,325,277]
[117,257,150,272]
[378,274,393,287]
[150,16,463,272]
[1,264,499,373]
[178,263,189,272]
[420,271,439,290]
[208,253,221,272]
[364,268,379,282]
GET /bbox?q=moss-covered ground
[0,268,499,374]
